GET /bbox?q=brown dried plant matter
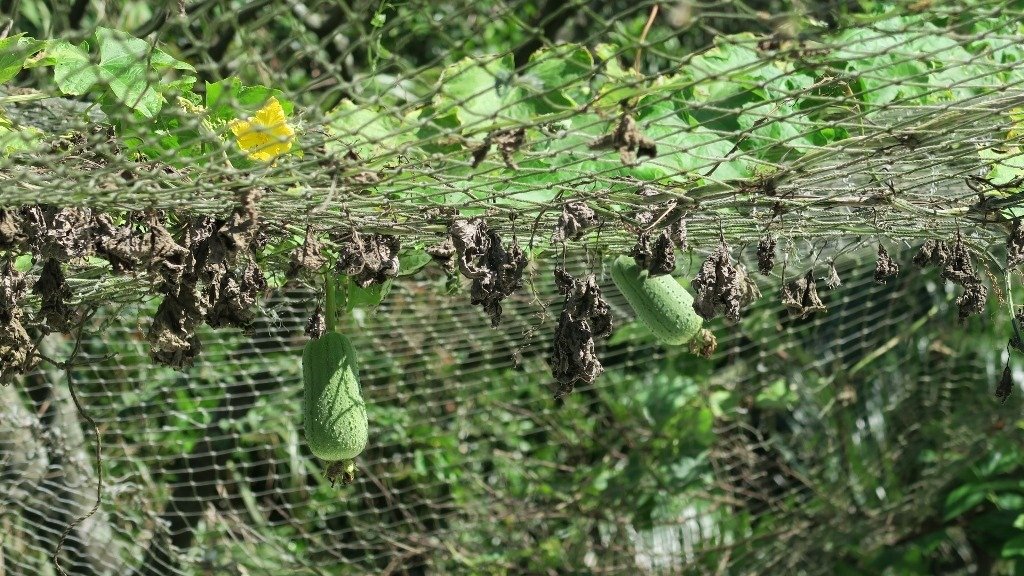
[335,231,401,288]
[20,205,95,262]
[589,114,657,165]
[628,184,686,276]
[550,268,613,402]
[914,233,988,321]
[33,258,73,333]
[448,219,527,327]
[692,243,761,323]
[472,128,526,169]
[551,202,598,243]
[288,225,328,279]
[874,244,899,284]
[757,234,777,276]
[1008,218,1024,269]
[825,262,842,289]
[0,261,37,384]
[147,189,266,369]
[306,303,326,339]
[630,230,676,276]
[781,270,827,318]
[996,363,1013,404]
[689,328,718,358]
[1009,307,1024,354]
[92,212,187,277]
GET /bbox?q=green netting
[2,1,1024,574]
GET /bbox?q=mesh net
[2,1,1024,574]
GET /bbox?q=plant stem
[324,272,337,334]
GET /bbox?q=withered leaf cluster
[448,219,527,327]
[0,209,27,249]
[628,186,686,276]
[912,239,949,268]
[20,205,94,261]
[688,328,718,358]
[589,114,657,165]
[781,270,827,318]
[288,225,328,279]
[826,261,842,289]
[1011,307,1024,354]
[425,237,457,272]
[306,303,326,339]
[1008,218,1024,269]
[630,230,676,276]
[757,234,777,276]
[18,206,93,333]
[148,190,267,369]
[2,206,192,337]
[873,244,899,284]
[336,231,400,288]
[551,202,598,243]
[93,212,186,277]
[997,363,1013,404]
[472,128,526,170]
[692,243,761,323]
[0,261,36,384]
[913,234,987,321]
[33,258,72,333]
[549,268,613,402]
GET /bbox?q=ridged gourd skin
[611,255,703,345]
[302,332,368,461]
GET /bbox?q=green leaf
[520,44,594,112]
[205,77,292,125]
[755,379,796,409]
[34,29,195,117]
[412,105,462,153]
[344,278,393,310]
[980,146,1024,186]
[13,254,34,273]
[327,99,412,158]
[436,54,530,130]
[0,109,43,155]
[18,1,51,33]
[0,34,45,84]
[92,27,195,117]
[686,34,772,102]
[398,250,432,277]
[38,40,102,96]
[943,483,988,521]
[1003,535,1024,558]
[607,320,656,346]
[593,43,634,80]
[638,98,750,180]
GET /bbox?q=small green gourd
[610,255,703,345]
[302,331,368,471]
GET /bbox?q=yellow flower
[228,97,295,162]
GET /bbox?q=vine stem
[324,272,337,334]
[1005,267,1021,349]
[634,4,659,73]
[54,310,101,576]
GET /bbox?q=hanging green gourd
[610,255,703,345]
[302,273,368,485]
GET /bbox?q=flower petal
[229,97,295,162]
